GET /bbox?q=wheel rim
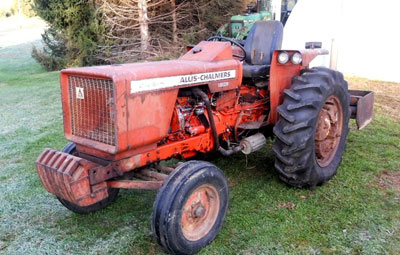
[315,96,344,167]
[181,184,220,241]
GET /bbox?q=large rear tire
[152,160,229,255]
[56,142,119,214]
[273,67,350,188]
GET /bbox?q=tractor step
[35,148,110,207]
[349,90,374,129]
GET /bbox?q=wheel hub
[315,96,344,167]
[181,184,220,241]
[193,205,206,218]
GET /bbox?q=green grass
[0,43,399,255]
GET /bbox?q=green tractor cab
[217,0,297,40]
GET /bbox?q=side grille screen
[68,76,116,146]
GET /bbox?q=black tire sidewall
[153,161,229,255]
[170,169,228,254]
[61,142,77,155]
[273,67,351,187]
[57,188,119,214]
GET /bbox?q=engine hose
[191,87,243,156]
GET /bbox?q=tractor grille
[68,76,116,146]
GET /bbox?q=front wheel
[152,161,229,255]
[273,67,350,188]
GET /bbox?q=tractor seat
[242,21,284,78]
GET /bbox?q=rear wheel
[152,161,229,255]
[57,142,119,214]
[273,67,350,188]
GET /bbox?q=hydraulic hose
[191,87,243,156]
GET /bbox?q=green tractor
[217,0,297,40]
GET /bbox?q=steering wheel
[207,36,247,62]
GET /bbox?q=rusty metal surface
[269,49,328,124]
[37,148,167,195]
[180,41,234,62]
[181,184,220,241]
[62,83,269,175]
[238,121,263,129]
[107,180,162,190]
[89,165,119,186]
[116,133,212,172]
[216,90,237,111]
[315,96,344,167]
[269,51,302,124]
[135,168,168,181]
[35,148,109,207]
[154,165,174,173]
[61,42,242,155]
[37,40,343,203]
[349,90,374,130]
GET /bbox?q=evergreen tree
[32,0,248,70]
[33,0,106,70]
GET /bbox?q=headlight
[291,52,303,65]
[277,51,290,64]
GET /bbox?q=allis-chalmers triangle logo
[76,87,85,99]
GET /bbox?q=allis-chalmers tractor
[36,21,374,254]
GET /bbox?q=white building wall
[0,0,14,10]
[282,0,400,82]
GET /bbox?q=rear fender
[269,49,330,124]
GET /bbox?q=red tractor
[36,21,374,254]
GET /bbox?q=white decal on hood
[130,70,236,94]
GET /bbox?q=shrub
[31,26,67,71]
[32,0,107,70]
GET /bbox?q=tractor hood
[62,41,242,94]
[59,41,242,155]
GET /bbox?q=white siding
[283,0,400,82]
[0,0,14,10]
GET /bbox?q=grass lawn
[0,43,399,255]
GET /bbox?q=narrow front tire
[152,160,229,254]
